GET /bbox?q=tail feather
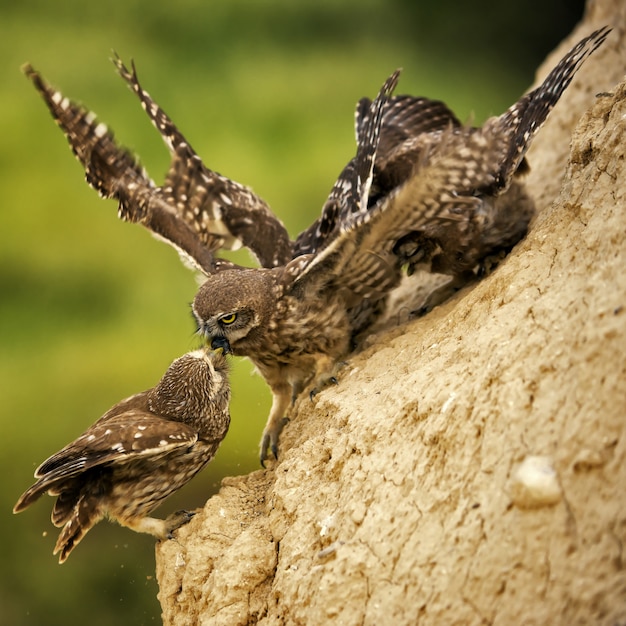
[50,482,82,527]
[13,481,47,514]
[15,475,97,562]
[53,497,102,564]
[13,472,79,516]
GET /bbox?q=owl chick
[14,347,230,563]
[20,51,397,464]
[193,27,610,464]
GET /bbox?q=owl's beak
[211,336,232,355]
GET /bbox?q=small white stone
[318,514,335,537]
[510,455,562,509]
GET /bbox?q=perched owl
[23,27,609,465]
[193,27,610,462]
[14,348,230,563]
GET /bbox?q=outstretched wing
[295,128,485,300]
[293,70,400,257]
[361,94,462,205]
[485,25,611,193]
[295,27,611,299]
[13,410,198,512]
[113,56,293,268]
[23,64,231,274]
[355,94,461,165]
[23,60,292,273]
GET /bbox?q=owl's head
[150,347,231,426]
[192,269,278,355]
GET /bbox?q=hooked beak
[211,336,233,355]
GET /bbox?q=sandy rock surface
[157,3,626,624]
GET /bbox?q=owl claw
[260,417,290,467]
[310,375,339,401]
[165,509,196,539]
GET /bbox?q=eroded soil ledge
[157,4,626,624]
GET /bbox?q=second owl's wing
[360,94,462,205]
[14,411,199,513]
[23,59,292,274]
[355,94,461,166]
[293,128,483,300]
[486,25,611,193]
[292,69,400,257]
[295,26,612,300]
[113,57,293,269]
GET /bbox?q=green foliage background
[0,0,583,623]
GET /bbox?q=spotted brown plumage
[193,27,610,463]
[22,27,609,467]
[22,60,291,273]
[13,348,230,563]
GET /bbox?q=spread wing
[293,69,401,257]
[293,26,611,300]
[355,94,461,164]
[113,56,293,268]
[23,59,292,274]
[361,94,462,205]
[486,25,611,193]
[294,128,486,300]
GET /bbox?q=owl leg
[117,510,195,539]
[260,384,292,466]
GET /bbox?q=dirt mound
[156,3,626,623]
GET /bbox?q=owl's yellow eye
[219,313,238,325]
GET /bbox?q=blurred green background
[1,0,584,623]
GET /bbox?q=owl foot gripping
[117,509,195,541]
[164,510,196,539]
[257,356,344,465]
[309,376,339,401]
[260,417,290,467]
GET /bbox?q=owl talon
[165,509,196,539]
[310,375,339,402]
[260,417,290,466]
